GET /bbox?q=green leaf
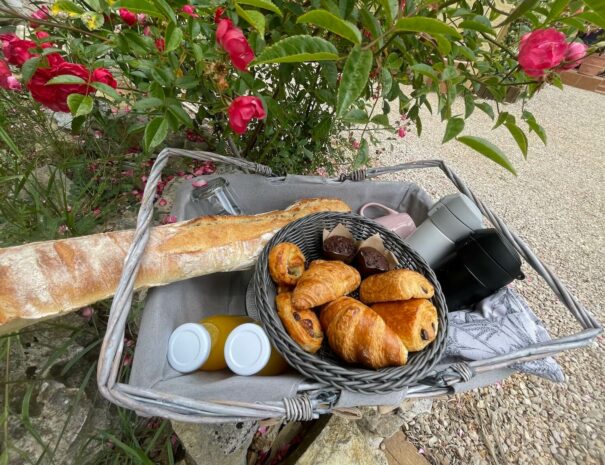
[114,0,162,17]
[578,11,605,29]
[90,82,121,100]
[545,0,569,23]
[582,0,605,21]
[47,75,87,85]
[254,35,339,64]
[297,9,362,44]
[499,0,540,26]
[476,101,494,120]
[371,114,390,126]
[395,17,462,39]
[342,108,369,123]
[443,117,465,143]
[51,0,84,17]
[21,56,42,83]
[381,68,393,95]
[411,63,438,81]
[433,34,452,55]
[459,19,495,35]
[67,94,94,117]
[151,0,177,23]
[464,93,475,118]
[81,12,104,30]
[144,117,169,151]
[191,43,204,61]
[522,110,547,145]
[236,5,266,36]
[457,136,516,174]
[336,47,373,117]
[166,100,193,127]
[133,97,164,110]
[494,111,510,129]
[504,122,528,158]
[442,65,458,81]
[236,0,282,17]
[378,0,398,23]
[353,138,369,168]
[164,24,183,52]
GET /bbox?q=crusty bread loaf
[0,198,350,334]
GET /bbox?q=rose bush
[0,0,602,174]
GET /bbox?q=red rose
[2,35,37,67]
[0,59,21,91]
[119,8,137,26]
[30,6,50,27]
[227,96,266,134]
[216,19,255,71]
[214,7,225,23]
[155,38,165,52]
[92,68,118,88]
[28,61,92,112]
[518,29,567,78]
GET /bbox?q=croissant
[371,299,438,352]
[276,292,323,353]
[292,260,360,310]
[359,269,434,304]
[268,242,306,286]
[320,297,408,369]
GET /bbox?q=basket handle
[97,149,271,397]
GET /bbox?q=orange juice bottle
[167,316,287,375]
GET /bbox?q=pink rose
[182,5,199,18]
[136,13,147,24]
[216,19,255,71]
[30,6,50,27]
[561,42,588,70]
[0,59,21,91]
[155,38,165,52]
[2,34,37,67]
[143,26,152,36]
[119,8,137,26]
[518,29,567,78]
[214,7,225,23]
[227,96,266,134]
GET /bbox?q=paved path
[375,85,605,465]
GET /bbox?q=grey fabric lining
[129,174,432,404]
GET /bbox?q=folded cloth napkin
[445,286,564,382]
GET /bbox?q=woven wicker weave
[96,148,602,423]
[254,212,448,393]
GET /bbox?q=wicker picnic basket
[97,148,602,423]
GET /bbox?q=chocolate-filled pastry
[268,242,306,286]
[354,247,389,277]
[323,235,356,263]
[359,269,434,304]
[292,260,361,310]
[276,292,323,353]
[371,299,438,351]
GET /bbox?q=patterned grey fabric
[445,286,564,382]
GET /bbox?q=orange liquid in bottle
[199,315,252,371]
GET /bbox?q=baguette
[0,198,350,333]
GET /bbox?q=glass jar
[191,177,242,216]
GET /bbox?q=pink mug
[359,203,416,239]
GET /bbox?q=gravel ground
[372,86,605,465]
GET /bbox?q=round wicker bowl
[253,212,448,393]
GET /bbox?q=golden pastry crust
[320,296,408,369]
[268,242,306,286]
[371,299,438,352]
[359,269,434,304]
[292,260,361,310]
[276,292,323,353]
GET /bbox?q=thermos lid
[469,229,523,279]
[428,194,483,240]
[167,323,211,373]
[224,323,271,376]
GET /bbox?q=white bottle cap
[167,323,211,373]
[224,323,271,376]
